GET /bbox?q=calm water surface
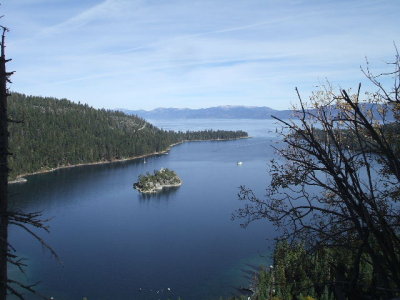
[9,119,282,300]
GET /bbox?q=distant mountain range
[119,104,395,121]
[119,105,294,119]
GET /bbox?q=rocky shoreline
[135,182,183,193]
[8,177,28,184]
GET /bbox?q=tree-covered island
[133,168,182,193]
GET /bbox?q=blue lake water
[8,119,282,300]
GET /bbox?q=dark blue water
[8,119,281,300]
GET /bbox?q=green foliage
[260,241,335,300]
[8,93,247,180]
[251,240,398,300]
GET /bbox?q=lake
[8,119,282,300]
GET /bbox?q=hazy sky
[3,0,400,110]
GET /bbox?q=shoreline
[8,136,249,184]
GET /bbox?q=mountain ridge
[119,105,293,119]
[119,103,396,121]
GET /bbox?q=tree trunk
[0,26,9,300]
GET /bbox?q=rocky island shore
[133,168,182,193]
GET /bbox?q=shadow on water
[137,187,179,202]
[244,263,263,272]
[229,268,259,298]
[241,269,257,277]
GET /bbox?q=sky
[3,0,400,110]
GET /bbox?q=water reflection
[137,187,179,202]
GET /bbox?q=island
[133,168,182,193]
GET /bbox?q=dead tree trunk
[0,25,56,300]
[0,26,11,300]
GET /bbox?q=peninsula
[133,168,182,193]
[8,93,248,182]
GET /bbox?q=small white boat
[237,161,243,165]
[143,158,147,164]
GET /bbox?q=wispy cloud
[3,0,400,109]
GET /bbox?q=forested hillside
[8,93,247,180]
